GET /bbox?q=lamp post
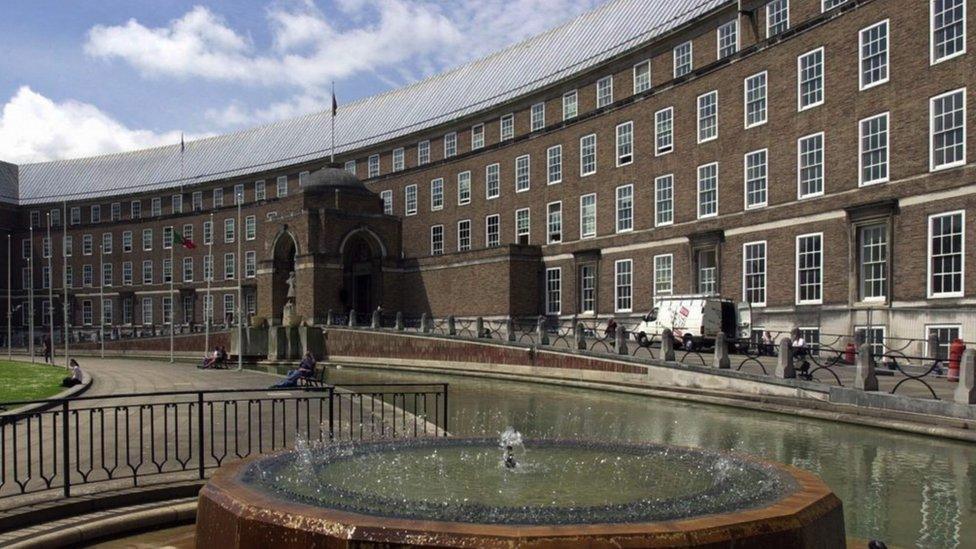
[204,213,213,358]
[236,190,243,371]
[46,213,54,364]
[28,224,34,363]
[63,201,69,368]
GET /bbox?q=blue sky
[0,0,602,164]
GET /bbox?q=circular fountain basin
[196,438,844,548]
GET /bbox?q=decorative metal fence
[0,384,448,507]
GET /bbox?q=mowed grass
[0,361,67,405]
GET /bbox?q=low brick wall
[323,328,645,375]
[72,331,230,352]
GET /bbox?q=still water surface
[326,366,975,548]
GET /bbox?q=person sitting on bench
[270,352,316,388]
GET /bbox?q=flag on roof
[173,231,196,249]
[331,83,338,117]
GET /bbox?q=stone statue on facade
[282,270,300,326]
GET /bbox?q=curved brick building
[0,0,973,351]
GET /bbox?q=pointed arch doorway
[341,231,384,314]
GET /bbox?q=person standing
[42,334,52,364]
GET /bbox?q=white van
[632,295,752,351]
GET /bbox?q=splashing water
[499,427,523,470]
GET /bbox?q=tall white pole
[46,213,54,363]
[29,225,34,363]
[63,201,69,368]
[169,236,174,363]
[204,213,213,356]
[6,233,10,360]
[99,243,104,359]
[236,193,243,371]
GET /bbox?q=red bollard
[948,338,965,382]
[844,342,857,364]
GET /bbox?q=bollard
[347,309,356,327]
[662,328,676,361]
[421,313,432,333]
[536,316,550,345]
[476,317,485,338]
[395,311,404,331]
[616,326,629,355]
[854,343,878,391]
[506,317,516,342]
[955,349,976,404]
[447,316,456,336]
[371,309,381,329]
[775,338,795,379]
[714,332,730,369]
[326,309,334,326]
[575,322,586,351]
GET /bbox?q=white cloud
[0,86,203,164]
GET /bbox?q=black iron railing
[0,383,447,509]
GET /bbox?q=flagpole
[330,81,336,164]
[99,243,104,359]
[63,201,69,368]
[6,233,10,360]
[46,213,53,363]
[236,191,243,371]
[204,213,213,358]
[29,225,34,363]
[169,236,174,363]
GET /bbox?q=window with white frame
[697,250,718,295]
[142,260,153,285]
[859,113,889,185]
[697,163,718,218]
[431,225,444,256]
[110,202,120,221]
[515,155,530,192]
[655,107,673,155]
[151,197,162,216]
[860,20,889,90]
[212,188,224,208]
[457,171,472,205]
[655,175,674,226]
[71,206,82,224]
[633,60,651,94]
[430,178,444,211]
[255,180,266,200]
[223,253,235,280]
[616,122,634,166]
[930,88,966,171]
[596,76,613,108]
[83,264,93,286]
[405,184,418,216]
[203,221,212,245]
[343,161,356,176]
[91,204,101,223]
[486,214,500,248]
[717,20,738,58]
[142,229,152,251]
[203,255,213,281]
[139,297,152,325]
[745,149,768,208]
[744,72,767,128]
[202,294,213,323]
[580,264,596,313]
[380,190,393,215]
[417,140,430,165]
[928,211,964,297]
[471,125,484,150]
[674,41,693,77]
[457,219,471,251]
[796,233,823,304]
[486,164,500,199]
[931,0,966,64]
[743,242,767,305]
[83,300,94,325]
[500,114,515,141]
[531,103,546,131]
[545,268,561,315]
[547,145,562,184]
[654,254,673,296]
[515,208,530,245]
[368,155,380,178]
[580,134,597,176]
[798,133,825,198]
[83,234,93,255]
[223,219,234,243]
[102,233,113,254]
[183,257,193,282]
[766,0,789,36]
[122,262,131,285]
[547,202,562,244]
[616,185,634,233]
[66,235,74,256]
[245,251,256,278]
[162,258,172,283]
[220,295,231,323]
[392,147,405,171]
[580,194,597,239]
[245,216,256,240]
[697,91,718,143]
[859,224,887,301]
[444,132,457,158]
[615,259,633,312]
[562,90,578,120]
[822,0,847,10]
[234,183,245,204]
[927,324,962,359]
[192,191,203,211]
[797,48,824,110]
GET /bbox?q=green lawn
[0,361,69,405]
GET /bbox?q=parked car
[632,295,752,351]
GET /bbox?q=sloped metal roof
[8,0,729,205]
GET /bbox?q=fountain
[196,428,845,548]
